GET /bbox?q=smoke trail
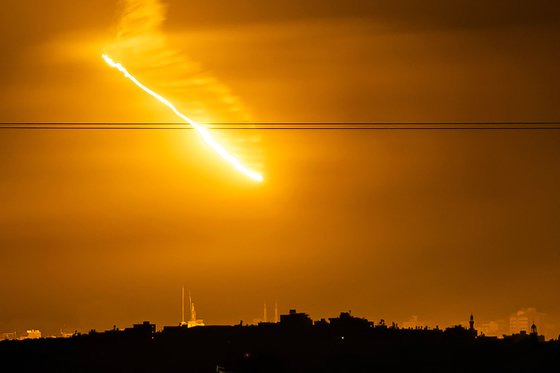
[103,0,263,181]
[105,0,251,122]
[102,54,263,182]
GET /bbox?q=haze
[1,0,560,338]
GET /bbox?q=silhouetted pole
[182,286,185,325]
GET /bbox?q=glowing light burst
[102,54,263,182]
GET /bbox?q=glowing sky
[1,0,560,338]
[101,54,263,181]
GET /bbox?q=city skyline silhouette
[2,306,557,372]
[2,0,560,371]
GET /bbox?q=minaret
[263,302,268,322]
[274,301,279,323]
[468,313,477,337]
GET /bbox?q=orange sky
[1,0,560,338]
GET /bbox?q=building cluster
[2,308,557,373]
[1,291,553,343]
[1,329,42,341]
[37,308,546,347]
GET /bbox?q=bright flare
[102,54,263,182]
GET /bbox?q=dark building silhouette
[0,310,556,373]
[503,322,546,343]
[279,309,312,329]
[327,312,373,333]
[124,321,156,336]
[531,322,537,335]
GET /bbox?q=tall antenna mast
[181,286,186,326]
[264,302,268,323]
[275,300,279,323]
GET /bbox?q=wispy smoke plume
[106,0,251,123]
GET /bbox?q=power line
[1,122,560,130]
